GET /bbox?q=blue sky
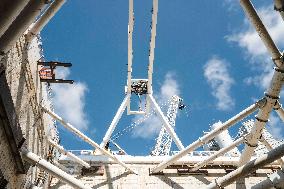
[41,0,284,155]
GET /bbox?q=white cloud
[267,112,284,139]
[132,73,180,139]
[227,6,284,89]
[51,68,89,130]
[159,73,180,102]
[203,56,235,111]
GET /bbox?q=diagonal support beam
[261,139,284,166]
[48,139,91,168]
[148,94,184,150]
[274,101,284,122]
[205,143,284,189]
[238,0,284,165]
[151,100,262,173]
[274,0,284,21]
[42,106,137,174]
[22,149,92,189]
[191,136,245,172]
[26,0,66,42]
[100,94,130,148]
[239,0,283,67]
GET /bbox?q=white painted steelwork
[205,143,284,189]
[239,0,284,165]
[275,0,284,21]
[274,101,284,122]
[59,152,279,166]
[145,0,158,113]
[26,0,66,42]
[191,136,245,172]
[0,0,48,55]
[149,94,184,150]
[151,100,261,173]
[0,0,30,38]
[48,139,91,168]
[42,106,137,174]
[22,149,92,189]
[152,95,183,156]
[100,94,130,148]
[211,121,240,155]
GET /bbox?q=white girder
[151,95,182,156]
[238,0,284,165]
[151,100,262,173]
[41,106,137,174]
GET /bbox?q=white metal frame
[48,139,91,168]
[100,0,184,151]
[22,149,92,189]
[151,100,262,173]
[42,106,137,174]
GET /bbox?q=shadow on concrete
[92,166,131,189]
[155,175,185,189]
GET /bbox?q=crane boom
[151,95,183,156]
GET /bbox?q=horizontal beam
[205,143,284,189]
[42,106,137,174]
[37,61,72,67]
[151,100,262,173]
[40,79,74,84]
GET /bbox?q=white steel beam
[252,169,284,189]
[100,94,130,148]
[146,0,158,112]
[205,143,284,189]
[22,149,92,189]
[48,139,91,168]
[275,0,284,21]
[240,0,283,67]
[147,0,158,94]
[151,100,262,173]
[126,0,134,95]
[274,101,284,122]
[261,139,284,166]
[0,0,30,38]
[239,0,284,165]
[26,0,66,42]
[191,137,245,172]
[42,106,137,174]
[0,0,48,55]
[148,94,184,150]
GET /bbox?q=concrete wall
[0,35,56,189]
[50,163,275,189]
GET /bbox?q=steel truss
[29,0,284,188]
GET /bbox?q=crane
[99,0,185,151]
[151,95,185,156]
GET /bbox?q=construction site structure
[1,0,284,189]
[151,95,184,156]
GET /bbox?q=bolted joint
[273,100,282,110]
[255,115,268,123]
[244,138,258,148]
[256,97,267,109]
[272,56,284,70]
